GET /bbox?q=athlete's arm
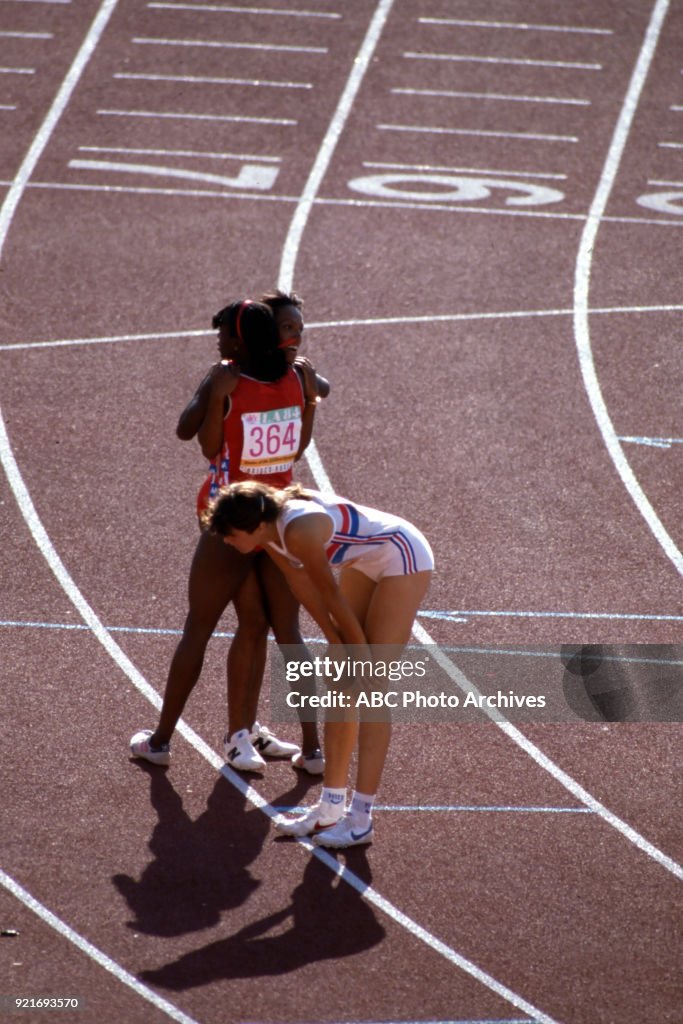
[265,545,344,645]
[197,361,239,459]
[281,514,368,648]
[296,402,316,462]
[293,358,329,460]
[176,371,213,440]
[294,356,330,399]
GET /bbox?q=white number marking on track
[348,172,564,206]
[636,190,683,215]
[68,158,280,190]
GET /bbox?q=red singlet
[197,368,304,516]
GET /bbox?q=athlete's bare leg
[149,531,254,746]
[257,553,321,755]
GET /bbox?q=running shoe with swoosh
[275,803,340,837]
[312,816,374,848]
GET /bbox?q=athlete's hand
[294,356,329,400]
[209,359,240,398]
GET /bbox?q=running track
[0,2,681,1023]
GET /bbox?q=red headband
[235,299,253,340]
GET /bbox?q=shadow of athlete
[113,768,268,937]
[138,853,385,991]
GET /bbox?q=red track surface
[1,2,681,1023]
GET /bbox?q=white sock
[320,787,347,823]
[350,791,375,829]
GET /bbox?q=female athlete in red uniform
[131,297,327,772]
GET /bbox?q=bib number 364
[240,406,302,475]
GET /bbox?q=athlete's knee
[234,607,269,644]
[271,622,303,645]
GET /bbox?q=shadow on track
[137,850,385,990]
[113,768,267,937]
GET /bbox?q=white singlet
[268,490,434,582]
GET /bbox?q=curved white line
[0,0,559,1020]
[280,0,679,892]
[3,302,683,354]
[0,870,202,1024]
[285,0,682,884]
[573,0,683,576]
[0,2,678,1022]
[0,401,560,1024]
[0,0,118,247]
[277,0,399,497]
[277,0,395,290]
[0,3,211,1019]
[410,622,682,881]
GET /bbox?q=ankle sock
[350,791,375,829]
[320,787,346,823]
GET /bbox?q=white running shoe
[250,721,301,759]
[130,730,170,766]
[291,748,325,776]
[224,729,267,772]
[274,803,341,837]
[312,815,374,848]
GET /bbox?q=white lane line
[404,52,602,71]
[282,804,596,815]
[78,144,281,161]
[277,0,399,497]
[0,870,202,1024]
[0,400,559,1024]
[4,616,683,646]
[573,0,683,578]
[363,161,568,179]
[97,108,297,125]
[619,435,683,448]
[0,327,207,351]
[421,609,683,624]
[132,35,327,53]
[391,87,590,106]
[0,0,117,298]
[271,0,683,896]
[148,2,341,16]
[312,843,562,1024]
[0,3,678,1021]
[0,0,557,1016]
[0,29,52,37]
[277,0,393,293]
[5,178,683,228]
[377,123,578,143]
[0,2,211,1016]
[4,302,683,353]
[418,18,612,36]
[409,621,683,883]
[0,178,586,216]
[407,643,683,669]
[113,71,312,88]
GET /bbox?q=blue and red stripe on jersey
[324,502,420,574]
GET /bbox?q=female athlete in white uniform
[205,480,434,848]
[270,492,434,580]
